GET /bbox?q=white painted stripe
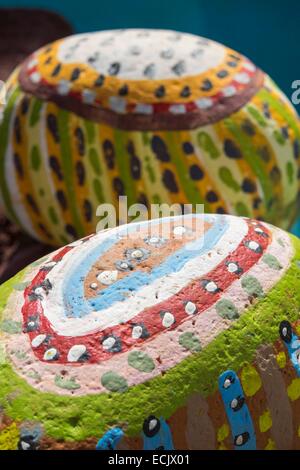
[43,215,248,336]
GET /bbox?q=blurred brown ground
[0,8,73,284]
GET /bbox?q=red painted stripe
[22,220,271,364]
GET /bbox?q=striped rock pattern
[0,213,300,449]
[0,30,300,245]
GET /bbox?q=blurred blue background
[1,0,300,234]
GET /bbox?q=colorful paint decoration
[218,370,256,450]
[0,30,299,245]
[279,321,300,376]
[142,416,174,450]
[0,213,300,449]
[96,428,124,450]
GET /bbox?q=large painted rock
[0,213,300,450]
[1,29,300,245]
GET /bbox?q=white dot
[227,263,238,273]
[282,327,287,336]
[34,287,44,296]
[205,281,218,292]
[149,237,160,244]
[248,240,259,251]
[185,301,197,315]
[149,419,158,431]
[67,344,86,362]
[224,378,232,389]
[162,312,175,328]
[173,226,186,236]
[131,249,144,259]
[243,62,256,72]
[234,72,250,84]
[132,326,143,339]
[31,334,47,348]
[222,85,237,97]
[90,283,98,290]
[97,270,118,286]
[30,72,41,83]
[236,435,243,446]
[231,398,238,409]
[254,227,264,234]
[195,97,213,109]
[82,89,96,104]
[57,80,71,95]
[102,336,116,350]
[43,348,57,361]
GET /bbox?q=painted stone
[0,29,300,245]
[0,213,300,450]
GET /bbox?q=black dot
[253,197,262,209]
[26,194,40,214]
[227,61,237,68]
[151,135,170,162]
[119,84,129,96]
[206,190,218,203]
[217,70,228,78]
[71,68,81,81]
[155,85,166,98]
[224,139,242,159]
[83,199,93,222]
[13,152,24,178]
[21,97,30,115]
[162,169,179,193]
[257,146,271,163]
[51,64,61,77]
[201,79,213,91]
[56,190,68,210]
[217,207,226,214]
[241,178,256,193]
[241,119,255,136]
[182,142,194,154]
[113,177,125,196]
[65,224,77,239]
[270,166,281,184]
[95,75,105,87]
[189,164,204,180]
[108,62,120,75]
[180,86,191,98]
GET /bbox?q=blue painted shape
[281,326,300,376]
[62,215,228,317]
[143,417,174,450]
[96,427,124,450]
[218,370,256,450]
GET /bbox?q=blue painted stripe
[62,215,229,318]
[218,370,256,450]
[96,427,124,450]
[282,330,300,376]
[143,418,174,450]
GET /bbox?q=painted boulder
[0,213,300,450]
[1,29,300,246]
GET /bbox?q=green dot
[89,148,102,175]
[179,332,202,352]
[262,254,282,270]
[31,145,41,171]
[48,206,59,225]
[197,131,220,159]
[216,299,239,320]
[128,351,155,372]
[0,319,22,334]
[219,167,240,192]
[247,106,267,127]
[286,161,294,184]
[235,201,250,217]
[93,178,104,203]
[241,275,264,298]
[273,129,285,145]
[101,371,128,392]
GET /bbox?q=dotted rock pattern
[0,213,300,449]
[0,29,299,244]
